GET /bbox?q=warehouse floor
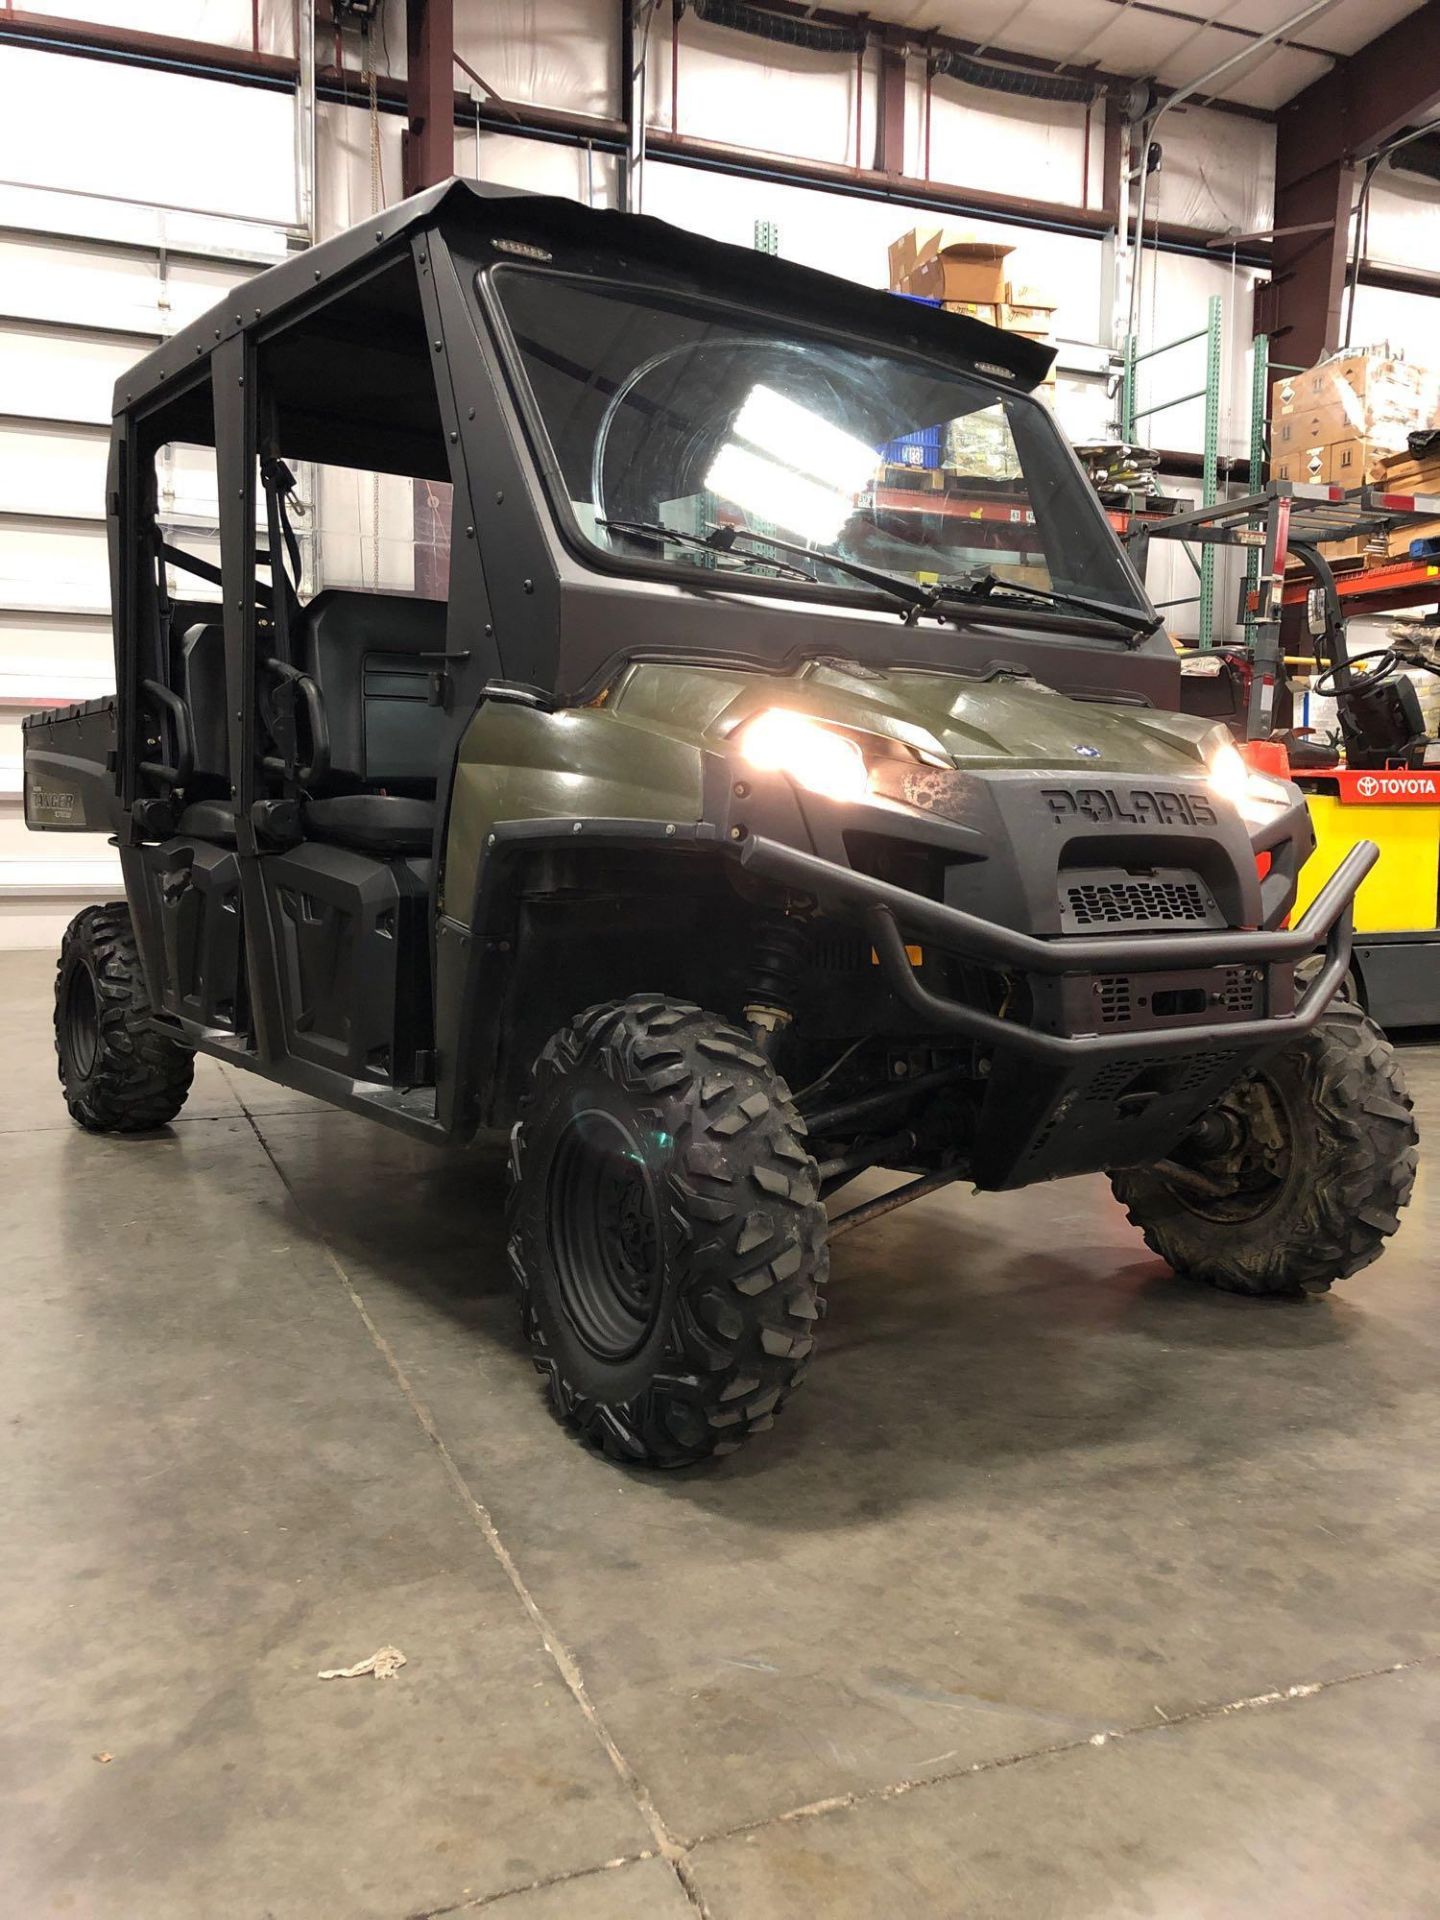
[3,946,1438,1920]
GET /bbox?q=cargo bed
[22,698,122,834]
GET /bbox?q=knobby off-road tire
[55,903,194,1132]
[507,996,827,1466]
[1111,1002,1417,1297]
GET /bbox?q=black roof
[114,177,1055,425]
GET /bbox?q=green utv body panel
[443,657,1218,915]
[444,693,706,915]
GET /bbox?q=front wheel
[507,996,827,1466]
[1111,1003,1417,1296]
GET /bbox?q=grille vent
[1096,975,1132,1026]
[1218,967,1261,1015]
[1065,875,1211,928]
[810,931,869,972]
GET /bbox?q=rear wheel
[55,903,194,1132]
[507,996,827,1466]
[1111,1003,1416,1296]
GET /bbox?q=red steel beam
[5,0,1437,319]
[1267,160,1357,368]
[403,0,454,195]
[1276,0,1440,187]
[0,8,295,85]
[1268,0,1440,366]
[874,32,906,177]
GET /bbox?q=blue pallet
[891,290,942,307]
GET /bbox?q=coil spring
[746,910,810,1016]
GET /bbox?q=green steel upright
[1121,294,1224,646]
[1244,329,1270,651]
[1197,294,1223,650]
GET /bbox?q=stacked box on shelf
[889,228,1012,305]
[1271,348,1440,488]
[887,229,1058,410]
[1375,440,1440,559]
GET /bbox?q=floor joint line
[682,1651,1440,1851]
[407,1846,655,1918]
[235,1097,710,1920]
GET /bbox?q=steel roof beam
[1268,0,1440,367]
[403,0,454,195]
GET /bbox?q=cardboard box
[1274,445,1327,485]
[1327,436,1386,487]
[1000,301,1056,330]
[1386,516,1440,560]
[1286,533,1372,570]
[890,227,1014,303]
[941,300,1000,324]
[1274,401,1350,450]
[1271,352,1436,457]
[1374,452,1440,494]
[1004,282,1056,313]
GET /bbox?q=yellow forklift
[1288,539,1440,1023]
[1129,480,1440,1026]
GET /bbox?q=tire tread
[55,903,194,1132]
[507,996,827,1465]
[1112,1003,1417,1296]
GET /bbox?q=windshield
[490,267,1147,621]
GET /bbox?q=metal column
[1197,293,1222,651]
[1123,294,1223,646]
[404,0,455,196]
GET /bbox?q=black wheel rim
[62,962,100,1081]
[547,1108,666,1361]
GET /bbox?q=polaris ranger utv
[24,180,1416,1466]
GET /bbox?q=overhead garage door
[0,223,289,949]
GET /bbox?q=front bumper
[736,826,1375,1189]
[737,832,1377,1065]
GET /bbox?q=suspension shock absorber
[744,906,810,1057]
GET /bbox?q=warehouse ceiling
[879,0,1430,110]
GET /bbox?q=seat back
[296,590,447,794]
[1339,675,1429,770]
[180,623,230,786]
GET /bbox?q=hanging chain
[362,20,382,589]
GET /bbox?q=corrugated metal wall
[0,35,298,949]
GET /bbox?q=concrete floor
[3,948,1438,1920]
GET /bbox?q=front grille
[1060,865,1224,934]
[1065,876,1209,927]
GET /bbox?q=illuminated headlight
[737,709,870,803]
[1207,740,1292,825]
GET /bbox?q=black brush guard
[739,834,1377,1188]
[738,835,1375,1061]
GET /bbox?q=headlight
[737,709,870,803]
[1207,740,1292,825]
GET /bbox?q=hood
[612,656,1215,781]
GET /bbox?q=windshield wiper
[937,569,1162,642]
[596,518,820,586]
[704,524,937,620]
